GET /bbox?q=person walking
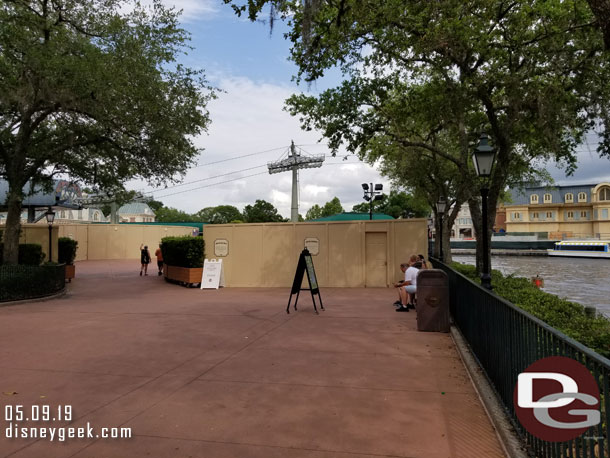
[154,244,164,276]
[140,244,151,276]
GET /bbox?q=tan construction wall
[203,219,427,288]
[57,224,195,261]
[12,224,59,262]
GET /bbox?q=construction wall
[14,224,59,262]
[57,224,195,261]
[203,219,427,288]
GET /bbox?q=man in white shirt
[393,256,420,312]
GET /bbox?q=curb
[0,288,67,308]
[450,325,529,458]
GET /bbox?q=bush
[450,261,610,358]
[0,243,44,265]
[161,236,204,268]
[58,237,78,264]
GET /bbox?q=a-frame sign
[286,248,324,314]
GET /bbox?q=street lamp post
[472,132,496,290]
[361,183,384,220]
[435,197,447,262]
[46,208,56,263]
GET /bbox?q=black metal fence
[0,264,66,302]
[431,258,610,458]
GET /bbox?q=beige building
[504,182,610,238]
[203,219,427,288]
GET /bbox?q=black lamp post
[435,197,447,262]
[362,183,384,220]
[46,207,56,262]
[472,132,496,290]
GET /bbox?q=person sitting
[393,256,419,312]
[417,254,428,269]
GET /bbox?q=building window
[565,193,574,203]
[530,194,539,204]
[130,217,136,222]
[578,192,587,202]
[567,211,574,220]
[512,212,521,221]
[602,209,609,219]
[94,213,99,221]
[599,187,610,201]
[544,193,552,203]
[531,212,539,221]
[580,211,587,218]
[546,211,553,219]
[78,210,83,220]
[60,211,65,218]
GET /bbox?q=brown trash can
[416,269,450,332]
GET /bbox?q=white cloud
[136,74,391,218]
[125,0,219,22]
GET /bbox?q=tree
[243,200,284,223]
[154,207,195,223]
[305,204,323,220]
[0,0,215,263]
[196,205,243,224]
[227,0,608,272]
[353,190,429,219]
[146,200,165,213]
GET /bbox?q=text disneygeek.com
[4,405,131,442]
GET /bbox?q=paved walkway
[1,260,504,458]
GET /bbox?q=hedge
[58,237,78,265]
[450,262,610,359]
[160,236,204,268]
[0,243,44,265]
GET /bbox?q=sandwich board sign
[201,259,225,289]
[286,248,324,314]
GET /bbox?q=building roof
[506,183,598,206]
[117,202,154,215]
[0,179,82,209]
[309,212,395,221]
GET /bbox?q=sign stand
[286,248,324,314]
[201,259,225,289]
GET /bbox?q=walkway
[0,260,504,457]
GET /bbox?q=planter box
[164,265,203,287]
[65,264,75,282]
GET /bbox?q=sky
[131,0,610,218]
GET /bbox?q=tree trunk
[587,0,610,49]
[2,189,24,265]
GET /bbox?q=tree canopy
[305,196,344,220]
[0,0,215,263]
[196,205,243,224]
[352,190,429,219]
[243,199,285,223]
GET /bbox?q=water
[452,255,610,318]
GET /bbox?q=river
[452,255,610,318]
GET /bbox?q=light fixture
[45,208,56,224]
[472,133,496,177]
[361,183,369,191]
[436,197,447,214]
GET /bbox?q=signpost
[201,259,225,289]
[286,248,324,314]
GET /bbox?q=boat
[547,240,610,258]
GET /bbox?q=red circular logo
[513,356,600,442]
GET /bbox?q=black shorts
[157,260,163,269]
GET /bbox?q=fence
[0,264,66,302]
[431,258,610,458]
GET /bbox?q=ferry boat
[547,240,610,258]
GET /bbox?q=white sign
[214,239,229,257]
[304,237,319,255]
[201,259,225,289]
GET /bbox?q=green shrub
[58,237,78,264]
[450,261,610,358]
[161,236,204,268]
[0,243,44,265]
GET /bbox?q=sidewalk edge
[450,325,529,458]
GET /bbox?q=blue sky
[132,0,610,217]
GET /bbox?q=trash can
[416,269,450,332]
